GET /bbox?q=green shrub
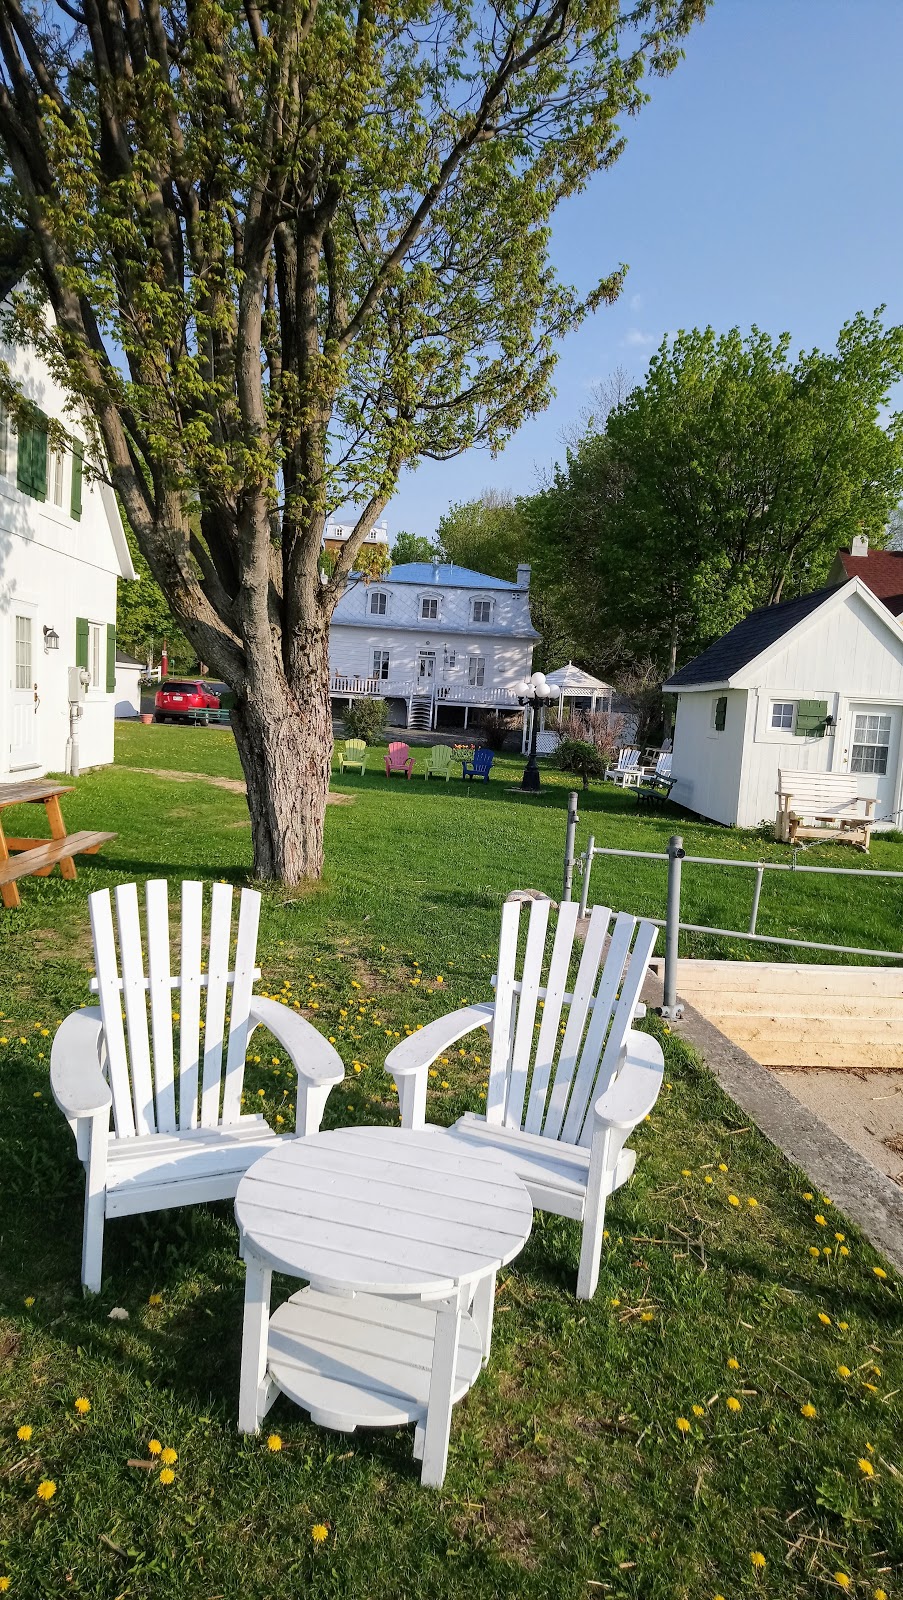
[480,710,518,751]
[555,737,606,789]
[342,697,387,743]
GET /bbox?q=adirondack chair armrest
[591,1029,664,1134]
[387,1003,495,1129]
[50,1008,112,1121]
[248,997,345,1088]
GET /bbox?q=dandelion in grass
[16,1425,32,1441]
[728,1194,740,1208]
[148,1439,162,1456]
[747,1197,758,1207]
[838,1320,849,1330]
[873,1266,888,1280]
[815,1214,827,1226]
[875,1589,888,1599]
[704,1175,713,1185]
[824,1247,833,1257]
[834,1576,851,1591]
[311,1524,329,1545]
[640,1311,654,1322]
[840,1245,850,1257]
[692,1405,705,1417]
[74,1397,91,1415]
[718,1163,728,1172]
[837,1365,852,1379]
[727,1358,740,1371]
[36,1480,56,1501]
[159,1468,175,1485]
[681,1169,692,1178]
[23,1297,34,1308]
[800,1402,817,1419]
[750,1551,766,1570]
[0,1576,9,1590]
[148,1292,163,1306]
[818,1313,832,1326]
[267,1435,283,1452]
[676,1417,691,1434]
[858,1457,875,1476]
[809,1247,821,1259]
[726,1396,742,1412]
[835,1233,845,1243]
[160,1447,177,1465]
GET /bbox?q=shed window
[771,701,795,731]
[851,713,892,776]
[369,591,387,616]
[712,695,727,732]
[472,599,492,623]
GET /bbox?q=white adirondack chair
[604,747,642,786]
[50,880,344,1293]
[387,896,663,1300]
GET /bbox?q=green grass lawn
[0,724,901,1599]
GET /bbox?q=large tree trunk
[230,624,334,884]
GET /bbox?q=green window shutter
[31,414,47,501]
[714,695,727,731]
[106,623,117,692]
[71,440,83,520]
[795,698,829,738]
[16,421,33,495]
[75,617,89,671]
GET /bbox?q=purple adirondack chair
[385,741,414,779]
[461,748,494,783]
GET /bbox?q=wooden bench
[0,831,117,887]
[775,769,876,851]
[0,780,117,908]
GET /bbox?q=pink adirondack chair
[385,741,414,779]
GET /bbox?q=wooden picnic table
[0,780,116,910]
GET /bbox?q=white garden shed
[663,577,903,831]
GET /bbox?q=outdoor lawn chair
[462,748,494,782]
[386,894,662,1300]
[604,747,642,786]
[337,739,367,775]
[50,880,344,1293]
[425,744,454,781]
[385,741,414,778]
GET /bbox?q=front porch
[329,674,528,733]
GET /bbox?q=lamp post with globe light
[517,672,553,791]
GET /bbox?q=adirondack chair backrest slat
[484,896,658,1148]
[88,879,264,1141]
[146,878,177,1133]
[473,749,493,774]
[115,883,156,1137]
[221,887,261,1123]
[179,881,204,1130]
[90,890,137,1138]
[346,740,366,755]
[617,748,639,770]
[429,744,451,771]
[201,882,232,1126]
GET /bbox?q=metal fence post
[660,834,685,1019]
[562,791,579,902]
[578,836,595,919]
[748,864,765,935]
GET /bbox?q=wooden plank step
[707,1013,903,1039]
[702,996,903,1020]
[0,831,116,886]
[655,960,903,996]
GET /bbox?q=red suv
[154,679,221,724]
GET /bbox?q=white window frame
[88,621,104,691]
[369,590,388,616]
[372,649,390,681]
[850,711,893,777]
[14,612,33,690]
[471,598,493,624]
[468,654,486,688]
[443,646,457,676]
[770,700,796,733]
[50,444,66,507]
[419,594,441,621]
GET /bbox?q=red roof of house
[836,549,903,615]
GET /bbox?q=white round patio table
[234,1126,533,1486]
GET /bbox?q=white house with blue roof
[329,559,538,729]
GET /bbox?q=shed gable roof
[664,588,838,691]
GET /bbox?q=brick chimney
[851,534,869,558]
[516,562,531,588]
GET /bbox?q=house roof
[384,562,522,590]
[115,648,144,667]
[664,587,840,690]
[544,662,612,694]
[832,548,903,615]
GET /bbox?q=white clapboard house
[0,282,136,780]
[329,560,538,729]
[663,576,903,830]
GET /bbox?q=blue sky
[379,0,903,540]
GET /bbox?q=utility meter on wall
[68,666,90,704]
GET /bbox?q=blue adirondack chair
[462,748,494,783]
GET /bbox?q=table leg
[471,1272,496,1368]
[0,823,20,909]
[238,1252,272,1434]
[421,1287,463,1488]
[45,796,77,880]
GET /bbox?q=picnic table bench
[0,780,116,908]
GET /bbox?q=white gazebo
[543,662,613,718]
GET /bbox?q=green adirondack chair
[337,739,367,775]
[425,744,454,781]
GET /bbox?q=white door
[417,651,435,686]
[9,605,40,771]
[841,703,903,826]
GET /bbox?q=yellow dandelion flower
[823,1197,833,1205]
[863,1381,878,1393]
[74,1397,90,1415]
[858,1457,875,1476]
[875,1590,888,1599]
[815,1214,827,1226]
[692,1404,705,1417]
[0,1576,9,1591]
[837,1365,851,1378]
[640,1311,654,1322]
[148,1439,162,1455]
[36,1480,56,1501]
[160,1446,177,1465]
[750,1551,766,1569]
[803,1191,813,1200]
[834,1576,851,1590]
[873,1266,888,1280]
[704,1174,714,1184]
[809,1246,821,1258]
[800,1402,817,1419]
[838,1320,849,1331]
[726,1396,741,1412]
[728,1194,740,1207]
[267,1435,282,1452]
[834,1233,845,1243]
[676,1416,691,1433]
[610,1298,620,1307]
[823,1247,833,1257]
[718,1163,728,1172]
[311,1524,329,1545]
[17,1424,32,1441]
[23,1297,34,1308]
[747,1196,758,1207]
[727,1357,740,1370]
[818,1312,831,1325]
[159,1467,175,1485]
[681,1169,692,1177]
[148,1292,163,1306]
[840,1245,849,1256]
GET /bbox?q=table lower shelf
[267,1287,483,1432]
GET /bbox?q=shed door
[9,605,40,771]
[841,703,902,826]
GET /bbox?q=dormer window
[420,595,440,620]
[471,598,492,624]
[369,590,388,616]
